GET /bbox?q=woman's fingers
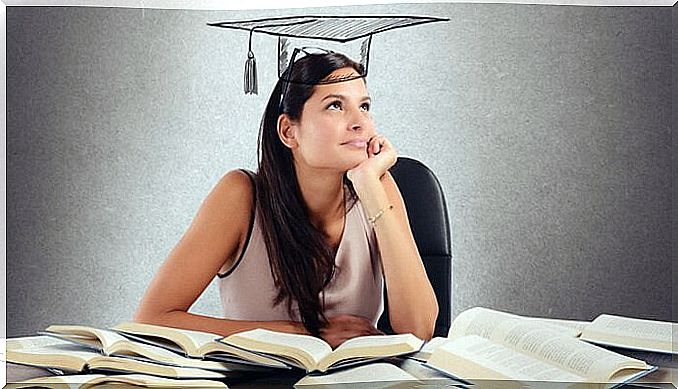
[373,136,381,155]
[320,314,383,347]
[368,134,389,156]
[347,135,397,183]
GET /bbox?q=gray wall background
[6,3,674,336]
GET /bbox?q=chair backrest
[377,157,452,337]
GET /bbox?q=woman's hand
[346,135,397,186]
[320,314,383,349]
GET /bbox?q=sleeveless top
[216,171,384,325]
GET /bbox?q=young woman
[134,52,438,348]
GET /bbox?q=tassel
[359,35,372,76]
[244,29,257,95]
[278,37,289,77]
[244,50,257,95]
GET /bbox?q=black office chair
[377,157,452,338]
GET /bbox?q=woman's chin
[342,155,368,170]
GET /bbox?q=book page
[396,358,466,383]
[89,355,227,379]
[91,328,130,351]
[526,317,589,335]
[112,322,219,357]
[110,340,237,371]
[507,332,649,382]
[335,334,423,353]
[178,329,225,353]
[45,325,131,352]
[451,308,648,381]
[6,343,100,372]
[450,307,581,339]
[581,314,675,354]
[14,374,229,388]
[206,342,290,368]
[117,332,185,354]
[315,334,423,372]
[224,329,331,367]
[88,373,229,388]
[407,336,450,361]
[428,335,587,382]
[499,325,648,382]
[6,336,71,350]
[8,343,100,359]
[14,373,107,387]
[295,362,419,386]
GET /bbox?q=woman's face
[287,67,376,172]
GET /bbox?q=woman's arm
[348,137,439,340]
[133,170,307,337]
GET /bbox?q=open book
[407,311,587,363]
[6,336,227,379]
[509,312,675,355]
[414,310,675,362]
[111,321,288,368]
[579,314,675,354]
[406,336,451,362]
[425,307,656,388]
[42,324,246,372]
[294,362,420,388]
[217,328,424,373]
[10,373,228,389]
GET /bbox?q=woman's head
[254,52,370,336]
[259,52,373,175]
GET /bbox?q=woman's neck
[294,164,345,230]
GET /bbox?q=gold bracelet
[368,205,394,226]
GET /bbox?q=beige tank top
[216,185,384,325]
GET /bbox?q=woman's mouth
[342,140,367,148]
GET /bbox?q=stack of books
[6,321,426,387]
[5,308,674,388]
[409,307,675,389]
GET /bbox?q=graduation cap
[207,15,448,94]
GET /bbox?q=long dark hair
[255,53,364,336]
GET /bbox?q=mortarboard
[207,15,448,95]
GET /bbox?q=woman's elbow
[392,304,439,341]
[416,306,439,340]
[395,319,436,341]
[132,299,176,325]
[132,306,157,324]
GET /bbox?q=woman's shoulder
[203,169,256,223]
[218,169,256,194]
[219,168,256,199]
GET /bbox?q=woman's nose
[348,110,370,132]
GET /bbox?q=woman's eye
[360,102,371,112]
[327,101,342,111]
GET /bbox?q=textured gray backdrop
[6,3,674,336]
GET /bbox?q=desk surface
[6,360,677,389]
[6,360,451,388]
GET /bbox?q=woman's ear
[277,114,298,149]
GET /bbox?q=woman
[134,52,438,347]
